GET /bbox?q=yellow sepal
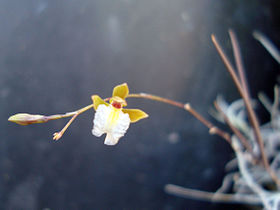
[91,95,109,110]
[122,109,149,123]
[112,83,129,99]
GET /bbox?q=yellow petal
[8,113,47,125]
[112,83,129,99]
[91,95,109,110]
[122,109,148,123]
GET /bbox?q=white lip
[92,104,130,145]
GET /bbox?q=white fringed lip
[92,104,130,145]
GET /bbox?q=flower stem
[52,104,93,140]
[127,93,231,143]
[128,93,185,108]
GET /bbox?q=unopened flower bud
[8,113,47,125]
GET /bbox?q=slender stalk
[232,138,272,210]
[253,31,280,64]
[272,86,279,127]
[53,112,79,140]
[211,35,246,101]
[184,103,231,143]
[128,93,185,109]
[127,93,231,143]
[229,29,250,97]
[258,92,273,113]
[53,104,93,140]
[45,112,78,121]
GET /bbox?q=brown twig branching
[212,31,280,187]
[166,30,280,209]
[165,184,261,205]
[214,101,253,155]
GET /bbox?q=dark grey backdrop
[0,0,279,209]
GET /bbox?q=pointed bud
[8,113,48,125]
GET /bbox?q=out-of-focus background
[0,0,279,209]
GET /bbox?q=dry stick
[229,30,264,152]
[127,93,231,143]
[211,34,280,187]
[229,31,280,187]
[165,184,261,205]
[214,101,253,155]
[253,31,280,65]
[211,35,248,110]
[271,86,279,126]
[229,30,250,98]
[184,103,231,143]
[258,93,273,113]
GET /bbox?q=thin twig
[165,184,261,205]
[232,137,272,210]
[258,92,273,113]
[211,35,247,101]
[253,31,280,64]
[229,29,250,97]
[212,33,280,187]
[215,172,236,194]
[127,93,185,109]
[184,103,231,143]
[53,112,79,140]
[229,30,280,187]
[272,86,279,127]
[53,104,94,140]
[127,93,232,143]
[214,101,254,155]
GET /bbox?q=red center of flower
[111,101,122,109]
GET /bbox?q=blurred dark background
[0,0,279,209]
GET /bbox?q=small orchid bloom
[91,83,148,145]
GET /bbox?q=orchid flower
[91,83,148,145]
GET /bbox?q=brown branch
[184,103,231,144]
[165,184,261,205]
[253,31,280,64]
[228,30,280,187]
[214,101,254,155]
[127,93,231,144]
[272,86,279,127]
[229,29,250,97]
[212,32,280,187]
[211,35,247,101]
